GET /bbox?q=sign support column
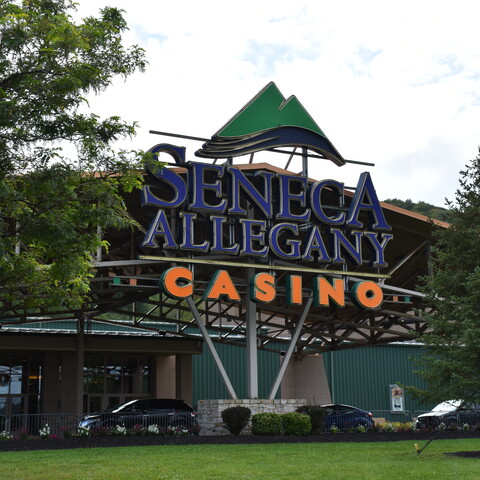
[185,296,238,399]
[268,296,313,399]
[246,277,258,398]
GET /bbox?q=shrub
[221,406,251,436]
[382,423,395,433]
[110,425,127,437]
[282,412,311,436]
[147,424,160,435]
[296,405,326,434]
[14,428,28,440]
[91,425,109,437]
[192,423,201,436]
[77,426,91,438]
[0,431,12,440]
[167,425,189,436]
[396,422,414,432]
[60,426,73,439]
[39,423,51,439]
[330,424,340,434]
[251,413,283,436]
[130,424,146,436]
[370,422,383,432]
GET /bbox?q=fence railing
[370,410,423,423]
[1,413,82,436]
[1,412,198,436]
[1,410,478,436]
[370,409,480,428]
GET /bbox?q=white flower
[0,430,12,440]
[147,424,159,435]
[39,424,51,438]
[115,425,127,436]
[77,426,91,437]
[384,423,395,432]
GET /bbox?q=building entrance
[0,354,42,431]
[82,354,152,413]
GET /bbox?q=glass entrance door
[83,355,152,413]
[0,354,41,430]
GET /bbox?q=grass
[0,438,479,480]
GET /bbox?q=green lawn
[1,439,479,480]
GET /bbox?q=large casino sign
[139,83,393,309]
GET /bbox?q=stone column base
[197,399,307,436]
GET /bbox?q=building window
[83,354,152,412]
[0,354,42,419]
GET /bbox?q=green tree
[413,149,480,404]
[384,198,452,222]
[0,0,147,314]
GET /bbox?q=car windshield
[431,400,462,412]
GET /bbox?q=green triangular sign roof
[217,82,326,138]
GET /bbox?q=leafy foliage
[384,198,452,222]
[251,413,283,436]
[221,406,251,436]
[296,405,326,434]
[281,412,311,436]
[412,149,480,404]
[0,0,148,312]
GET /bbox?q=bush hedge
[251,413,283,435]
[281,412,311,436]
[221,406,251,436]
[296,405,326,434]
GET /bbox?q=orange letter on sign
[286,275,303,305]
[251,273,276,303]
[351,281,383,309]
[203,270,241,302]
[160,267,193,298]
[313,277,345,307]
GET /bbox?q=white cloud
[73,0,480,207]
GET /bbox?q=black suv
[415,400,480,429]
[79,398,197,432]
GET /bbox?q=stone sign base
[197,399,307,436]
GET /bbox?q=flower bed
[0,428,478,452]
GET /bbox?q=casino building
[0,83,446,425]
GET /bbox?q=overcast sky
[75,0,480,207]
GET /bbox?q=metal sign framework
[0,83,441,399]
[0,132,436,400]
[0,143,435,401]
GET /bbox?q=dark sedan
[79,398,197,432]
[321,403,375,430]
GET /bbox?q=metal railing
[1,413,82,436]
[370,410,418,423]
[1,410,478,436]
[370,409,480,428]
[1,412,198,436]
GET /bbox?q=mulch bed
[0,430,478,455]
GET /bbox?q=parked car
[415,400,480,429]
[79,398,197,432]
[321,403,374,430]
